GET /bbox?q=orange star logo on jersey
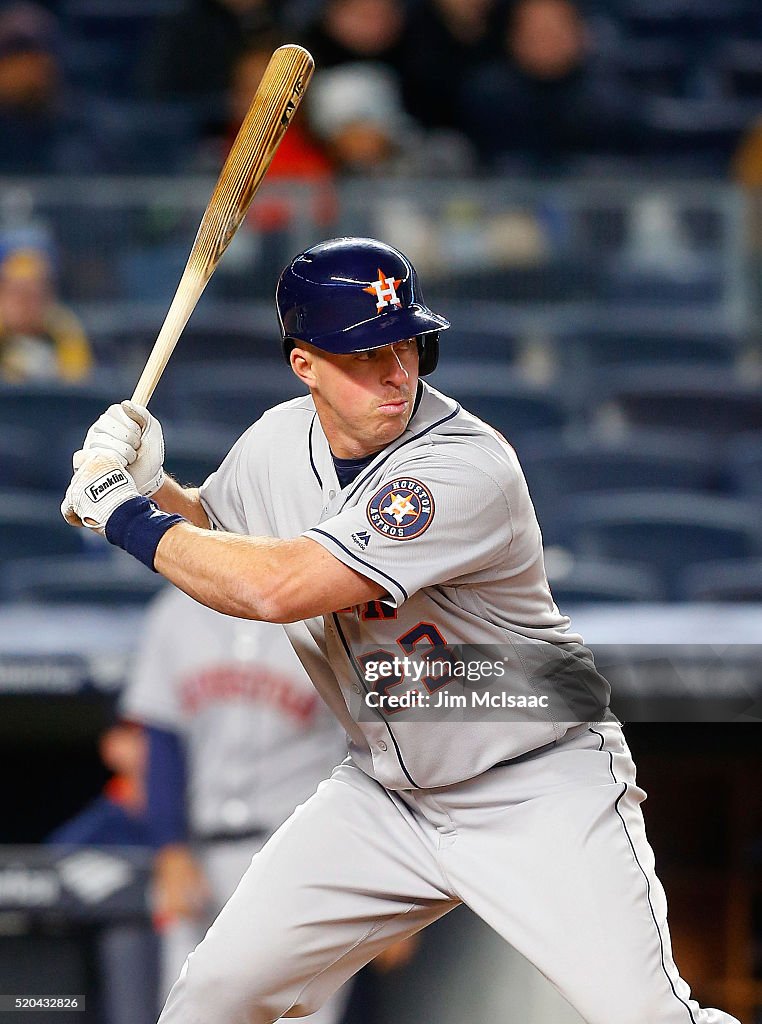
[363,268,403,312]
[380,491,417,526]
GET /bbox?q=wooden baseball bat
[131,43,315,407]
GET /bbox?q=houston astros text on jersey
[63,238,740,1024]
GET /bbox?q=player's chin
[374,407,410,439]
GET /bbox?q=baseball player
[62,237,739,1024]
[121,586,350,1021]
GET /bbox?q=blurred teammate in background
[0,240,92,382]
[47,720,158,1024]
[121,587,352,1019]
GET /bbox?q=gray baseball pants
[157,719,739,1024]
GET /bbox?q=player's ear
[290,344,317,387]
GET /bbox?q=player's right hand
[74,400,165,496]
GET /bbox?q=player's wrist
[105,496,186,571]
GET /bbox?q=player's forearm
[152,476,210,529]
[154,523,297,620]
[154,525,381,622]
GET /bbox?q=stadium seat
[162,422,238,487]
[166,360,302,433]
[0,490,87,565]
[679,558,762,602]
[591,366,762,437]
[727,432,762,497]
[556,326,740,378]
[519,430,723,541]
[557,491,762,599]
[0,427,44,490]
[714,39,762,98]
[1,551,165,606]
[434,365,568,441]
[545,551,666,604]
[0,380,119,437]
[436,328,521,364]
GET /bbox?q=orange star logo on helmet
[363,268,403,312]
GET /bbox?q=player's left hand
[61,451,140,532]
[73,400,165,497]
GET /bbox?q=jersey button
[329,489,336,500]
[352,683,361,694]
[378,740,388,751]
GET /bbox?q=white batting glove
[74,400,165,497]
[61,452,141,534]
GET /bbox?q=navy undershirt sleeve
[145,725,188,847]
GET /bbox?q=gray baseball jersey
[199,381,609,791]
[122,587,347,837]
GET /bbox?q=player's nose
[379,345,410,386]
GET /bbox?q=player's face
[292,338,420,458]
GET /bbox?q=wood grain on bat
[131,44,314,407]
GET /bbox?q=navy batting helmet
[276,237,449,376]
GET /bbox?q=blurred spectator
[460,0,639,170]
[139,0,282,103]
[0,1,64,173]
[400,0,502,133]
[307,62,473,176]
[302,0,406,75]
[0,240,92,382]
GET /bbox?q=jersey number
[358,621,455,711]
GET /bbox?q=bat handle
[131,267,208,407]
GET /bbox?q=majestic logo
[364,268,402,312]
[85,470,128,502]
[351,530,371,551]
[366,478,434,540]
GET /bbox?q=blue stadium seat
[592,366,762,437]
[639,97,757,170]
[162,422,238,487]
[0,380,117,436]
[0,427,44,490]
[437,328,521,364]
[1,552,164,606]
[556,326,740,378]
[727,432,762,497]
[679,558,762,602]
[545,552,666,604]
[0,379,123,492]
[0,490,88,565]
[519,430,722,542]
[166,361,302,433]
[714,39,762,98]
[558,491,762,600]
[434,365,568,442]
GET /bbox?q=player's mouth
[376,392,410,416]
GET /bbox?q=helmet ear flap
[417,333,439,376]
